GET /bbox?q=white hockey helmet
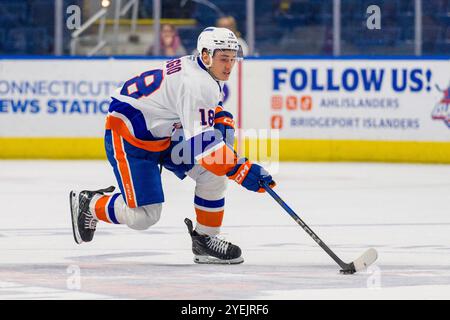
[196,27,243,62]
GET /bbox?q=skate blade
[69,191,83,245]
[194,255,244,265]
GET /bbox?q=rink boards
[0,56,449,163]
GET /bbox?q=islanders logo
[431,84,450,128]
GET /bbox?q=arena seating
[0,0,448,56]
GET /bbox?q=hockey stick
[261,182,378,274]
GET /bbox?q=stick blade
[353,248,378,272]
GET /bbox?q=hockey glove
[226,158,276,193]
[214,106,235,147]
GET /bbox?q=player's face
[209,50,237,81]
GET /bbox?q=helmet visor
[213,45,244,62]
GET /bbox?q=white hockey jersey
[106,55,237,175]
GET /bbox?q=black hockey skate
[184,218,244,264]
[69,186,115,244]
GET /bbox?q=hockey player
[70,27,276,264]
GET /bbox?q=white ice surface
[0,160,449,299]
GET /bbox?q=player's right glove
[226,158,276,193]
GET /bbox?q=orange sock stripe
[112,131,137,208]
[95,195,110,223]
[195,208,224,228]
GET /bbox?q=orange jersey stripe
[198,144,237,176]
[195,207,224,228]
[106,116,170,152]
[112,131,137,208]
[95,196,110,223]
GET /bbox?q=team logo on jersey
[431,84,450,128]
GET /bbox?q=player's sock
[193,195,224,236]
[91,193,122,225]
[91,193,163,230]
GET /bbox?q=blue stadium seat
[0,2,27,26]
[436,26,450,53]
[0,28,5,52]
[4,27,52,55]
[284,0,311,25]
[191,3,222,27]
[217,1,246,22]
[29,0,55,26]
[423,24,444,53]
[354,26,402,49]
[422,0,445,14]
[399,0,415,15]
[27,27,52,54]
[5,28,28,54]
[254,0,274,16]
[317,10,332,26]
[398,15,415,41]
[341,26,360,42]
[255,24,284,42]
[255,38,283,56]
[140,0,154,18]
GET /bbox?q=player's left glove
[214,106,235,147]
[226,158,276,193]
